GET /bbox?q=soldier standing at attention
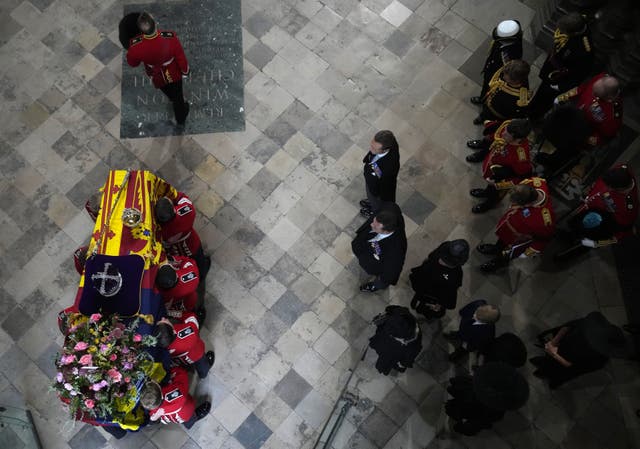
[126,12,190,126]
[359,131,400,218]
[528,12,594,120]
[470,20,523,105]
[474,60,531,125]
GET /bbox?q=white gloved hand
[581,238,596,248]
[517,253,528,259]
[550,84,559,91]
[553,97,560,105]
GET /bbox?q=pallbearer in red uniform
[477,178,556,272]
[156,255,199,314]
[140,366,210,428]
[156,314,215,379]
[126,12,190,125]
[467,119,533,213]
[555,73,623,148]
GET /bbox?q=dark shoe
[476,243,499,255]
[473,116,483,125]
[470,96,483,105]
[360,282,378,293]
[472,202,492,214]
[443,331,460,341]
[466,151,485,163]
[448,348,468,362]
[194,401,211,421]
[196,307,207,325]
[360,208,374,218]
[470,188,488,198]
[206,350,215,367]
[359,199,371,209]
[480,259,504,273]
[466,139,485,150]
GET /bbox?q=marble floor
[1,0,639,448]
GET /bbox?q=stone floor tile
[68,425,107,449]
[359,407,399,448]
[313,326,350,364]
[233,413,272,449]
[294,389,333,430]
[274,369,313,409]
[213,394,254,434]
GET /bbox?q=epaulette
[517,87,529,107]
[557,87,578,103]
[160,31,175,38]
[129,36,142,46]
[517,147,527,161]
[531,177,543,187]
[542,208,553,226]
[582,36,591,52]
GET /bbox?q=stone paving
[0,0,639,448]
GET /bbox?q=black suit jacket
[458,300,495,352]
[351,204,407,285]
[363,149,400,202]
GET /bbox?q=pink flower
[124,377,131,383]
[60,355,75,365]
[121,347,130,354]
[111,328,123,339]
[56,372,64,383]
[107,368,122,383]
[99,344,109,353]
[79,354,92,366]
[74,342,89,351]
[109,353,117,361]
[91,380,108,391]
[89,313,102,323]
[133,334,142,342]
[84,399,95,409]
[123,362,133,370]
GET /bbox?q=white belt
[146,57,175,69]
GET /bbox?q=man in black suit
[360,131,400,218]
[351,203,407,292]
[444,299,500,361]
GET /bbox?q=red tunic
[161,256,199,312]
[160,193,202,257]
[559,73,623,147]
[482,121,532,188]
[149,367,195,424]
[168,312,205,365]
[584,166,639,239]
[495,177,556,256]
[126,30,189,88]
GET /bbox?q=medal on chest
[369,162,383,178]
[370,241,382,260]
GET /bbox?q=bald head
[593,75,620,101]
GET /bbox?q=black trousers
[160,81,189,125]
[102,425,127,439]
[528,81,557,120]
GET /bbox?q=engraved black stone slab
[120,1,244,138]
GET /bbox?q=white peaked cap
[496,20,520,37]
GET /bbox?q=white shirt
[370,150,389,164]
[368,231,394,242]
